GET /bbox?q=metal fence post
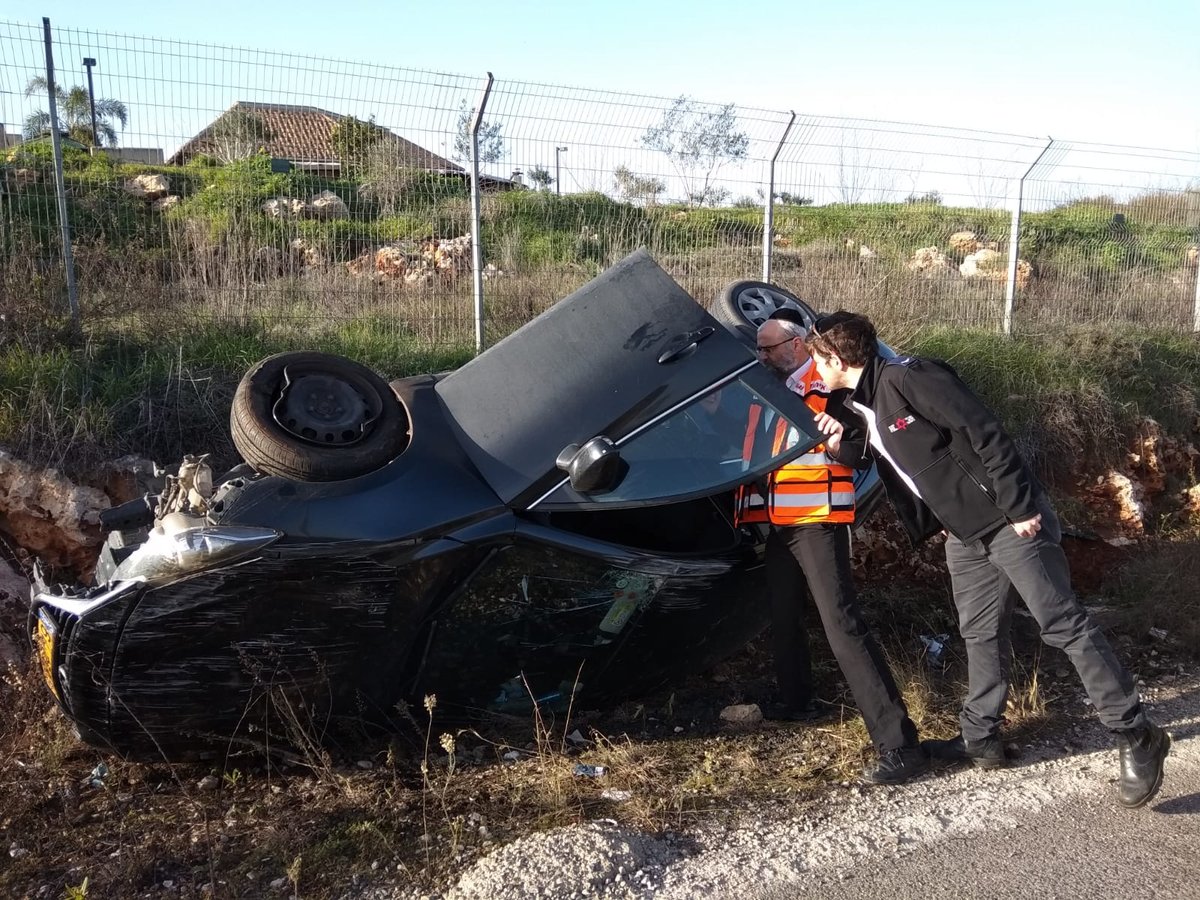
[1193,239,1200,333]
[1003,137,1054,335]
[469,72,495,354]
[762,112,796,283]
[42,17,81,330]
[1190,229,1200,336]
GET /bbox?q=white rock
[261,197,306,219]
[958,248,1004,279]
[906,246,955,277]
[719,703,763,725]
[306,190,349,219]
[124,173,170,200]
[948,230,980,255]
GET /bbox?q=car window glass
[539,378,812,505]
[411,543,666,715]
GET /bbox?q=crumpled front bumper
[29,564,144,740]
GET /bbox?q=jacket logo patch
[888,415,915,433]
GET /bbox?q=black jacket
[832,353,1043,545]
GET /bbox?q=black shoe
[922,733,1008,769]
[1117,723,1171,809]
[862,745,929,785]
[763,699,826,723]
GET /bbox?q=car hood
[435,250,760,506]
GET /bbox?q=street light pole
[82,56,98,148]
[555,146,567,196]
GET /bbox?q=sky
[3,0,1197,205]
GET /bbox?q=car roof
[434,250,760,506]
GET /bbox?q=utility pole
[82,56,98,148]
[555,146,567,196]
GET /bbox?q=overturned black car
[30,250,881,758]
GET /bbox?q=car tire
[231,351,409,482]
[711,280,818,347]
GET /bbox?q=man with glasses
[804,310,1170,808]
[736,310,928,785]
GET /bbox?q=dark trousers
[944,494,1147,741]
[765,523,918,752]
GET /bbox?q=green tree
[331,115,390,175]
[527,165,554,190]
[904,190,944,206]
[452,99,504,165]
[359,141,426,214]
[777,191,813,207]
[207,108,275,164]
[22,77,128,147]
[642,96,749,207]
[613,165,666,206]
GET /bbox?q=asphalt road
[749,679,1200,900]
[785,748,1200,900]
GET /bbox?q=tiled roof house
[167,101,463,176]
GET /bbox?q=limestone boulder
[422,235,473,277]
[261,197,306,219]
[948,230,980,255]
[124,173,170,200]
[719,703,763,726]
[1075,417,1198,541]
[289,237,324,270]
[906,246,955,277]
[151,194,181,213]
[306,190,349,220]
[958,248,1005,279]
[1015,259,1033,289]
[374,245,410,279]
[0,451,109,576]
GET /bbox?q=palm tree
[22,76,128,147]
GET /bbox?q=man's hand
[1011,513,1042,538]
[813,411,844,454]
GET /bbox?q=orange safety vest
[735,362,856,526]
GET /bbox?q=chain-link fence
[3,18,1199,351]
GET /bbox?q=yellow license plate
[34,613,60,702]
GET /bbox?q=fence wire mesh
[2,18,1199,351]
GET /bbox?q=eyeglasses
[755,336,796,353]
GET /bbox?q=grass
[0,320,473,476]
[2,317,1198,489]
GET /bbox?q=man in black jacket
[803,310,1170,809]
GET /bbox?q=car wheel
[231,351,409,481]
[711,280,817,346]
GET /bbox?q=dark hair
[806,310,878,367]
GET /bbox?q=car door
[434,248,826,511]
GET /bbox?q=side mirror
[555,436,627,493]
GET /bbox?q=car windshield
[537,377,815,506]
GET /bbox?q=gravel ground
[355,670,1199,900]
